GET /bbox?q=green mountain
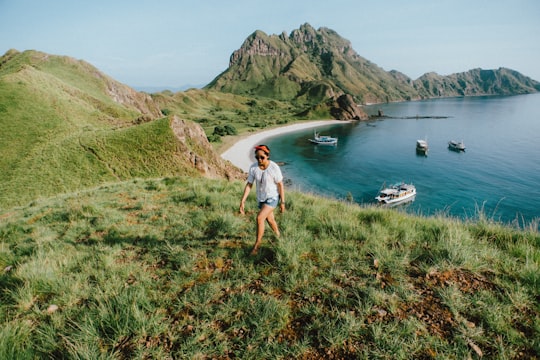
[0,49,241,208]
[206,23,540,109]
[414,67,540,97]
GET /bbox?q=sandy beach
[221,120,348,172]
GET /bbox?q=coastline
[221,120,349,172]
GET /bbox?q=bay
[265,93,540,229]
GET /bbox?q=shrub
[223,124,237,135]
[213,125,226,136]
[207,134,221,143]
[212,125,237,137]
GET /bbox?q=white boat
[375,182,417,205]
[448,140,466,151]
[416,139,428,153]
[309,131,338,145]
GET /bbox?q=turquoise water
[265,93,540,228]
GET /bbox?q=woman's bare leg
[251,205,275,255]
[266,210,280,238]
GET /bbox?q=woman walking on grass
[239,145,285,255]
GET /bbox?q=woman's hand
[239,201,245,215]
[239,183,252,215]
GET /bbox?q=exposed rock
[229,30,289,67]
[329,94,369,120]
[105,79,162,118]
[170,116,244,180]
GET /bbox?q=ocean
[265,93,540,229]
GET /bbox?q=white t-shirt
[247,160,283,202]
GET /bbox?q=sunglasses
[255,155,267,160]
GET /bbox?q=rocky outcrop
[105,79,162,118]
[229,30,289,66]
[329,94,369,120]
[289,23,319,52]
[170,116,243,180]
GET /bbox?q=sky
[1,0,539,90]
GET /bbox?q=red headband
[254,145,270,154]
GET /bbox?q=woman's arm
[239,182,253,214]
[277,181,285,212]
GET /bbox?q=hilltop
[0,49,242,208]
[206,23,540,113]
[0,176,538,358]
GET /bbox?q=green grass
[0,51,219,209]
[1,176,538,359]
[151,89,305,132]
[0,112,198,208]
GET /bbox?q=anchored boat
[309,131,338,145]
[448,140,466,152]
[416,139,428,154]
[375,182,416,205]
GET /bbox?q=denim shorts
[258,197,279,209]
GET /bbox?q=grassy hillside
[0,90,197,208]
[1,176,538,359]
[0,49,327,210]
[151,89,314,131]
[150,88,334,154]
[0,50,240,209]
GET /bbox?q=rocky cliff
[170,116,243,180]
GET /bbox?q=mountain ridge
[206,23,540,110]
[0,49,161,120]
[413,67,540,97]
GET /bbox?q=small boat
[448,140,466,152]
[375,182,417,205]
[309,131,338,145]
[416,139,428,154]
